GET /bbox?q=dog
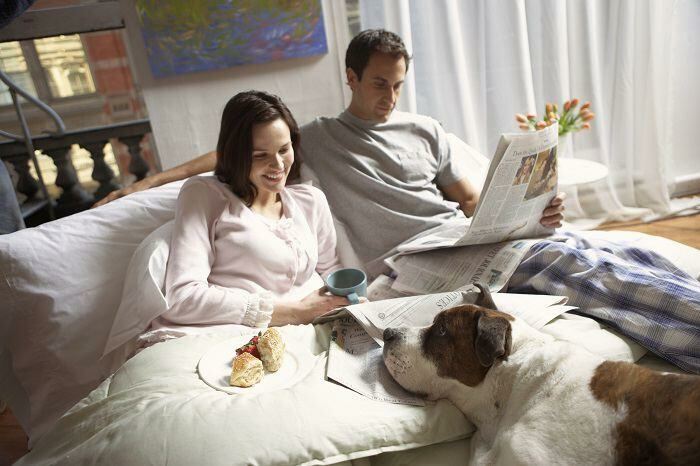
[382,286,700,465]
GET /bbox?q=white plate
[197,334,309,395]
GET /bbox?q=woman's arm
[93,151,217,207]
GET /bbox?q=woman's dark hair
[214,90,301,206]
[345,29,411,80]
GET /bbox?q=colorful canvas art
[135,0,328,78]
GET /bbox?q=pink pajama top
[159,175,342,328]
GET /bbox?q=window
[35,35,95,98]
[0,41,37,105]
[0,34,95,105]
[345,0,361,37]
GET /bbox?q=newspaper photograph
[397,123,559,255]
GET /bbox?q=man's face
[347,52,407,122]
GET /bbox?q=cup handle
[347,292,359,305]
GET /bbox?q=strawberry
[235,332,263,359]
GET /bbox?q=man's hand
[92,177,157,208]
[540,192,566,228]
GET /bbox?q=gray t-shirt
[300,110,466,276]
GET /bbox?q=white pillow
[446,132,488,191]
[0,179,183,446]
[103,221,173,356]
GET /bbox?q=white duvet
[15,324,473,466]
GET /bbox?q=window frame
[1,35,99,109]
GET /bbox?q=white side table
[558,158,609,187]
[557,158,610,229]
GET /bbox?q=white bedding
[2,134,699,461]
[15,325,473,466]
[13,305,676,466]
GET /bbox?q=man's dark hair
[345,29,411,80]
[215,90,301,206]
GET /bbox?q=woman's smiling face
[249,118,294,198]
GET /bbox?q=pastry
[258,328,285,372]
[229,352,263,387]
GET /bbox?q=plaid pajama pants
[507,232,700,374]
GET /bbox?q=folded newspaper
[319,286,573,405]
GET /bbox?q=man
[97,30,698,373]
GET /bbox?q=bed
[2,142,699,465]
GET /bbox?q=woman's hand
[298,287,353,322]
[271,287,359,326]
[540,192,566,228]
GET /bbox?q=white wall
[119,0,351,169]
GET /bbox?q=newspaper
[320,288,573,404]
[386,238,540,294]
[398,123,559,254]
[326,317,425,406]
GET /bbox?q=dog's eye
[437,323,447,336]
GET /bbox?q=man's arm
[441,177,566,228]
[441,177,480,217]
[92,151,217,207]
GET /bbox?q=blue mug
[325,268,367,305]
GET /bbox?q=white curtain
[359,0,700,225]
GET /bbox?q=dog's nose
[384,328,398,342]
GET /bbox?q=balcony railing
[0,119,152,220]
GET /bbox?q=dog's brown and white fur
[382,288,700,465]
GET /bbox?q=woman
[159,90,350,329]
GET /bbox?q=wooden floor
[1,212,698,465]
[596,212,700,249]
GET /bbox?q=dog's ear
[472,282,498,310]
[474,310,512,367]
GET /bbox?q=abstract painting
[135,0,328,78]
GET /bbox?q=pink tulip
[516,114,528,123]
